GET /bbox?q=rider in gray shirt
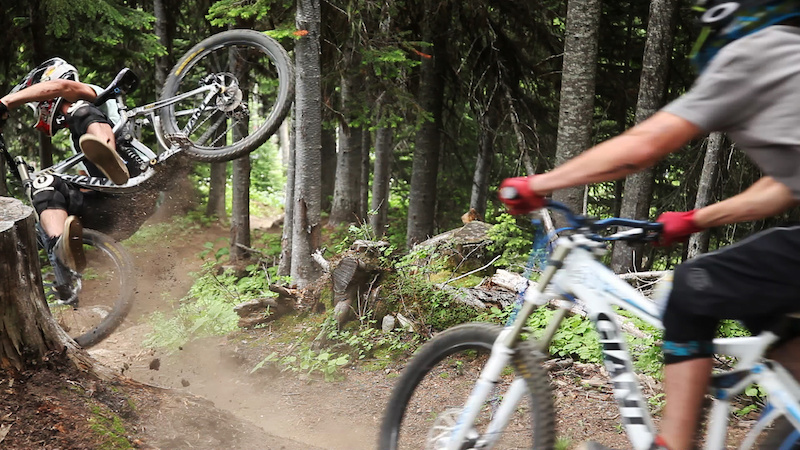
[499,2,800,449]
[664,25,800,197]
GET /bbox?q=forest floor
[0,213,759,450]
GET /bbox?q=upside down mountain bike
[2,29,294,347]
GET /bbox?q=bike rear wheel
[379,322,555,450]
[159,29,294,162]
[44,229,135,348]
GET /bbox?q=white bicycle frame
[36,81,224,193]
[446,231,800,450]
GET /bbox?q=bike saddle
[93,68,140,106]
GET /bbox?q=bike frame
[446,222,800,450]
[36,82,222,193]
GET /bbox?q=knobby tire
[50,229,135,348]
[378,322,555,450]
[159,29,294,162]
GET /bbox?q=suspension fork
[445,244,572,450]
[34,224,79,304]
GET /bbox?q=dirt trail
[84,216,750,450]
[88,219,385,450]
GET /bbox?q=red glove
[656,210,705,246]
[498,176,546,215]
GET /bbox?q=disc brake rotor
[211,72,244,112]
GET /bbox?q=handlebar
[545,200,663,242]
[498,184,663,241]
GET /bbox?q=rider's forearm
[693,177,799,228]
[531,112,700,195]
[1,80,96,109]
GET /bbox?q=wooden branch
[617,270,669,281]
[442,255,500,286]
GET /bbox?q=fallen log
[233,284,309,329]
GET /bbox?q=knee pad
[66,101,113,138]
[31,174,83,215]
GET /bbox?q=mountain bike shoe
[54,215,86,272]
[79,134,130,185]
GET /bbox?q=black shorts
[662,226,800,361]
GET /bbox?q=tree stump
[0,197,96,374]
[331,241,387,328]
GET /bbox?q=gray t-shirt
[663,25,800,198]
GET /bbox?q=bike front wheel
[379,322,555,450]
[757,416,800,449]
[159,29,294,162]
[44,229,135,348]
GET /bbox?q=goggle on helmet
[691,0,800,72]
[12,57,79,136]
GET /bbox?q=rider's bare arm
[530,111,700,195]
[0,80,96,110]
[693,177,799,228]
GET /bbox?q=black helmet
[12,57,79,136]
[691,0,800,71]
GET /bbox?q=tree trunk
[611,0,679,273]
[38,134,54,170]
[0,155,6,196]
[320,126,336,213]
[406,0,448,248]
[361,128,371,221]
[204,110,227,220]
[291,0,323,287]
[278,119,291,167]
[229,63,251,263]
[0,197,93,373]
[371,126,393,237]
[278,106,296,278]
[688,132,724,258]
[230,155,251,263]
[153,0,170,90]
[505,92,535,176]
[206,162,227,219]
[552,0,601,223]
[329,67,364,226]
[470,113,496,219]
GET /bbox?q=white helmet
[13,57,79,136]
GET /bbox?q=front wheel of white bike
[378,322,555,450]
[757,416,800,449]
